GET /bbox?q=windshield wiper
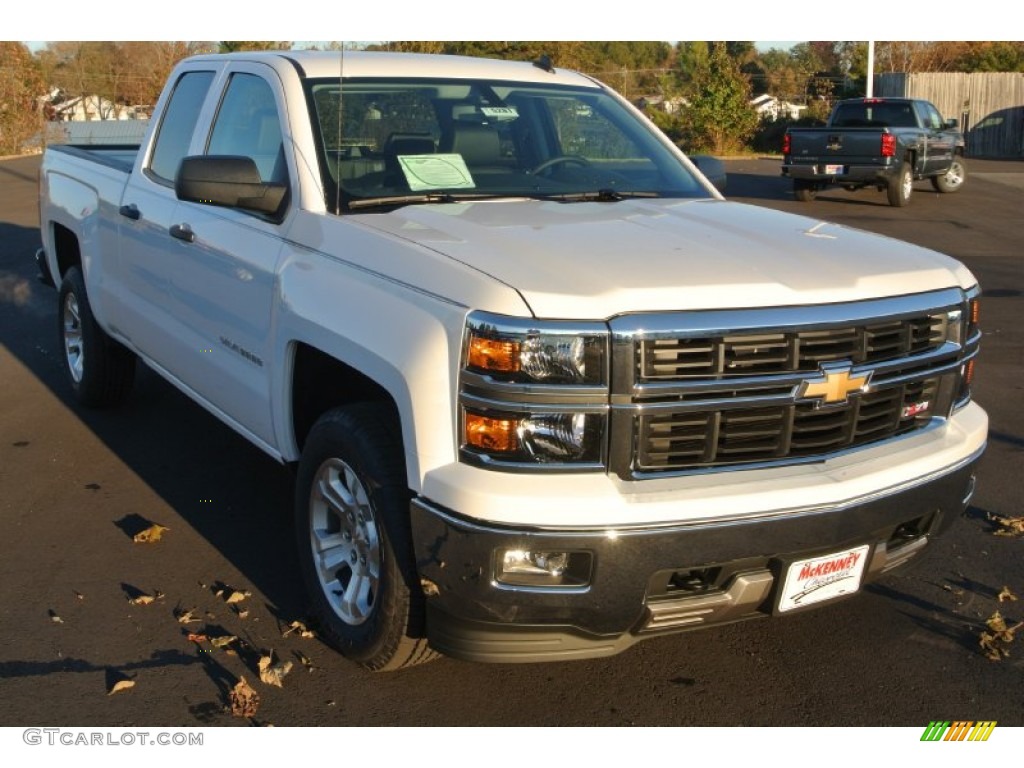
[534,189,660,203]
[348,192,526,210]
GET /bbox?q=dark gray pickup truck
[782,97,966,207]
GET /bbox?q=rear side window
[207,74,285,183]
[148,71,215,183]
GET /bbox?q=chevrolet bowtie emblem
[797,364,872,406]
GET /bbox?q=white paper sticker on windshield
[398,154,476,191]
[480,106,519,120]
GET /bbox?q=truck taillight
[881,134,896,157]
[782,133,790,156]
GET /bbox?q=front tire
[931,155,966,193]
[58,266,135,407]
[886,162,913,207]
[295,404,438,671]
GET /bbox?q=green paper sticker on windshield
[398,154,476,191]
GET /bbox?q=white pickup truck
[37,51,987,671]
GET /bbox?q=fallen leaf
[210,635,238,649]
[229,676,260,718]
[186,633,208,644]
[234,607,250,619]
[108,679,135,696]
[297,652,317,672]
[991,514,1024,537]
[133,523,169,543]
[225,590,250,604]
[74,591,85,601]
[175,608,201,624]
[49,610,63,624]
[998,586,1018,603]
[129,594,155,606]
[283,620,315,639]
[258,653,294,688]
[979,610,1022,661]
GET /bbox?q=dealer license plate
[778,544,870,613]
[824,164,844,175]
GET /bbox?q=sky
[11,1,994,45]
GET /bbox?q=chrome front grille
[637,379,938,470]
[638,314,946,380]
[608,288,977,479]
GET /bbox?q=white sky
[10,1,1005,44]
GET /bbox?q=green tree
[678,42,758,154]
[0,42,45,154]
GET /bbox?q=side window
[148,71,215,183]
[207,74,285,184]
[926,104,944,131]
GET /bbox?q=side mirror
[945,118,959,129]
[691,155,727,194]
[176,155,286,216]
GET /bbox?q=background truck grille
[637,379,938,470]
[638,313,945,380]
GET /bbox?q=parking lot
[1,153,1022,727]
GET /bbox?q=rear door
[116,66,218,360]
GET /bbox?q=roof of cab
[186,50,600,87]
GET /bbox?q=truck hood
[357,198,976,318]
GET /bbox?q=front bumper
[410,451,981,663]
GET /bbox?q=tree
[0,42,45,154]
[678,42,759,154]
[219,42,292,53]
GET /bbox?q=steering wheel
[529,155,591,175]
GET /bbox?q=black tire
[57,266,135,407]
[931,155,967,193]
[793,180,816,202]
[295,403,438,671]
[886,161,913,207]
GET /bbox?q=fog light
[496,549,592,588]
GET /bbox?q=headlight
[460,311,609,469]
[462,408,605,465]
[464,312,606,385]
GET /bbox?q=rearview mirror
[691,155,727,194]
[175,155,286,217]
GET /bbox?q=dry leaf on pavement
[998,586,1018,603]
[175,607,201,624]
[258,653,294,688]
[108,680,135,696]
[225,590,250,604]
[133,523,169,543]
[283,620,315,639]
[210,635,238,649]
[229,676,260,718]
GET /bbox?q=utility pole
[866,41,875,97]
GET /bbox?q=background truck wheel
[58,266,135,407]
[931,156,967,193]
[886,162,913,207]
[793,181,817,202]
[295,403,438,671]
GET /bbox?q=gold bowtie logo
[797,364,872,406]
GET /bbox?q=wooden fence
[877,72,1024,158]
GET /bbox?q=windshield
[305,77,709,211]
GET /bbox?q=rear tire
[58,266,135,407]
[794,180,817,202]
[295,403,438,671]
[931,155,966,193]
[886,162,913,207]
